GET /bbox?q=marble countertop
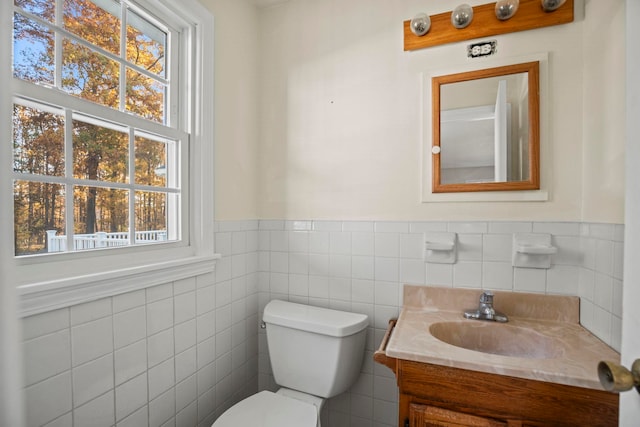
[386,286,620,390]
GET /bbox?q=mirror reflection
[432,61,540,193]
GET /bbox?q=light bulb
[410,13,431,37]
[495,0,519,20]
[541,0,566,12]
[451,4,474,29]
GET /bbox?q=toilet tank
[263,300,369,398]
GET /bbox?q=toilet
[212,299,369,427]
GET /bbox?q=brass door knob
[598,359,640,393]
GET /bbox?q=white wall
[200,0,260,220]
[581,0,626,223]
[202,0,626,222]
[254,0,625,223]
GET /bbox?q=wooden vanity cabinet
[374,321,619,427]
[409,403,513,426]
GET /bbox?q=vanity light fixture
[410,12,431,36]
[451,4,474,29]
[495,0,519,20]
[403,0,574,51]
[541,0,567,12]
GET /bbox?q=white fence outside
[46,230,168,253]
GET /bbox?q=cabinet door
[409,403,509,427]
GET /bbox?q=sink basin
[429,321,564,359]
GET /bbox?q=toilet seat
[211,390,318,427]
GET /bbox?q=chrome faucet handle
[479,291,494,305]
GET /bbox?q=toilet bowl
[211,300,369,427]
[212,390,318,427]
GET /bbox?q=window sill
[18,253,221,317]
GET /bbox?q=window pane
[13,104,65,176]
[135,136,169,187]
[14,0,55,23]
[62,37,120,108]
[13,13,55,85]
[14,180,65,256]
[135,191,168,242]
[74,186,129,250]
[126,9,166,77]
[64,0,120,56]
[126,67,165,123]
[73,119,128,183]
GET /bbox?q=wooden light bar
[403,0,574,51]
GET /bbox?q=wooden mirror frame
[432,61,540,193]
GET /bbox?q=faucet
[464,291,508,322]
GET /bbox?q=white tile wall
[579,223,625,351]
[255,219,624,427]
[22,219,623,427]
[22,220,260,427]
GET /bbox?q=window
[3,0,216,315]
[12,0,184,256]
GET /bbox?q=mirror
[432,61,540,193]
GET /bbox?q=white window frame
[2,0,218,316]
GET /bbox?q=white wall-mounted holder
[512,233,557,269]
[424,232,457,264]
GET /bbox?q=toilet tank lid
[263,300,369,337]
